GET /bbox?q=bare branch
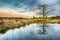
[36,4,55,18]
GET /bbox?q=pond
[0,23,60,40]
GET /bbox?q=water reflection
[0,24,60,40]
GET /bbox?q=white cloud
[49,4,60,16]
[38,0,59,5]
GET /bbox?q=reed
[0,18,60,34]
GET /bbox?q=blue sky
[0,0,60,16]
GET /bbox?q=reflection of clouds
[0,24,60,40]
[0,24,39,40]
[51,24,60,31]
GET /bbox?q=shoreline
[0,18,60,33]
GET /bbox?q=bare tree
[36,4,55,19]
[37,4,55,34]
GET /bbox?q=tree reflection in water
[38,23,48,34]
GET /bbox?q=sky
[0,0,60,16]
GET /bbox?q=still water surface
[0,24,60,40]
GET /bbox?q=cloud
[38,0,59,5]
[48,4,60,16]
[0,0,60,16]
[54,4,60,16]
[0,0,38,12]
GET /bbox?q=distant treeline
[0,17,25,19]
[49,16,60,19]
[0,16,60,19]
[0,17,41,19]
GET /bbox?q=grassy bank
[0,18,41,33]
[0,18,60,33]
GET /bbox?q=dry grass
[0,18,60,33]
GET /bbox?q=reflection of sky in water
[0,24,60,40]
